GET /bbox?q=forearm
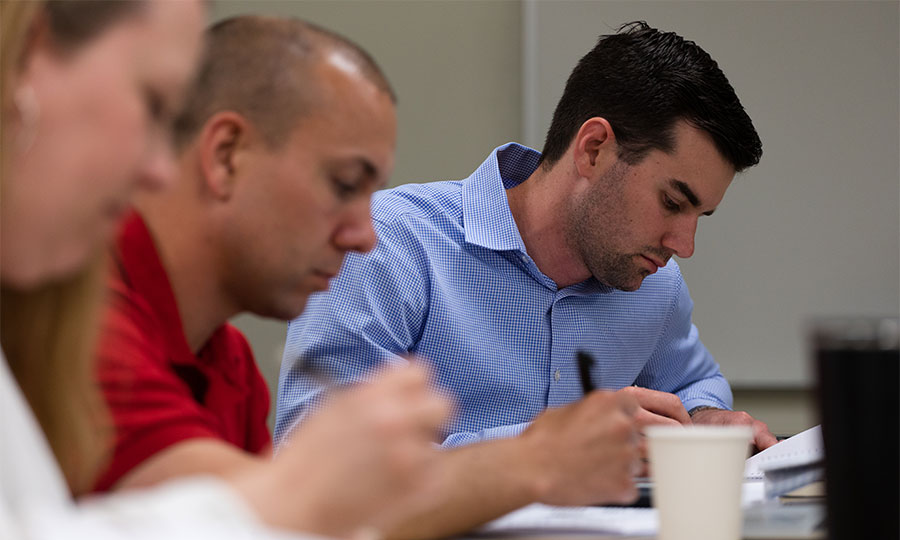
[644,273,733,412]
[385,437,541,540]
[114,439,267,491]
[114,446,335,534]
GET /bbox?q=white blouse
[0,352,303,540]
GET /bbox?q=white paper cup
[646,425,752,540]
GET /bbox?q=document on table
[744,425,824,498]
[476,504,657,536]
[744,425,824,480]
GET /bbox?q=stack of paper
[744,425,825,499]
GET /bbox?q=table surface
[462,499,826,540]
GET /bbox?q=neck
[134,183,238,354]
[505,162,591,289]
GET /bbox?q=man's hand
[235,365,451,537]
[690,408,778,452]
[520,390,640,506]
[614,386,691,474]
[616,386,692,428]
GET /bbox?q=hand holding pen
[577,350,691,428]
[577,351,690,476]
[522,379,640,505]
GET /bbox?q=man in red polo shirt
[92,16,450,538]
[95,211,272,488]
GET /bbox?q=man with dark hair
[278,20,776,521]
[539,22,761,172]
[91,15,454,538]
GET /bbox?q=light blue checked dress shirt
[275,143,733,447]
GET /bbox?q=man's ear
[198,112,251,200]
[573,117,618,179]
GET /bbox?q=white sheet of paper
[742,479,766,506]
[744,425,824,480]
[477,504,658,536]
[478,481,803,537]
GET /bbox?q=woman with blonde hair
[1,1,446,538]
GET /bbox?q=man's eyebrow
[354,158,387,190]
[670,179,715,216]
[670,179,700,207]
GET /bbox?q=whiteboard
[523,1,899,387]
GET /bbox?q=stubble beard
[570,162,647,292]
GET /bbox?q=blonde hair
[0,265,109,494]
[0,0,140,494]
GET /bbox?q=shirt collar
[460,143,614,296]
[113,211,195,364]
[112,212,246,383]
[461,142,541,252]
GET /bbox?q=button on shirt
[275,143,732,447]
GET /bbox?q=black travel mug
[812,317,899,540]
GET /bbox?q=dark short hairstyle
[173,15,395,150]
[539,21,762,172]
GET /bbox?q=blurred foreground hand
[523,390,641,506]
[236,365,450,538]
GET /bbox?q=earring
[13,85,40,152]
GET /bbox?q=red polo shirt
[93,212,270,491]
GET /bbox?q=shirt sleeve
[440,422,531,446]
[3,477,308,540]
[274,219,430,445]
[635,274,734,412]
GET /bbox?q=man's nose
[661,216,697,259]
[333,200,377,254]
[136,130,178,192]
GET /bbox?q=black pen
[576,350,596,394]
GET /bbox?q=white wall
[525,0,900,387]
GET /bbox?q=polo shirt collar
[461,142,541,253]
[113,212,203,366]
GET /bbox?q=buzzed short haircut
[173,15,395,150]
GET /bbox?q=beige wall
[213,0,522,187]
[732,389,816,437]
